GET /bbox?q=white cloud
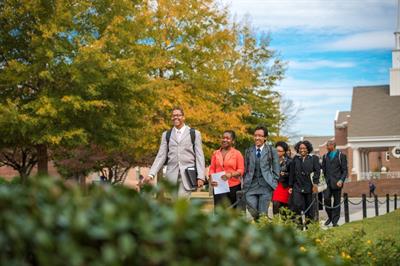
[319,31,394,51]
[221,0,397,33]
[217,0,396,135]
[276,77,353,136]
[277,77,354,98]
[289,60,356,70]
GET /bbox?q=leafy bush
[304,223,400,266]
[0,177,345,266]
[0,176,20,185]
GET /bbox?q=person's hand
[337,180,343,188]
[221,173,229,181]
[197,179,204,188]
[140,176,154,186]
[133,183,141,192]
[280,172,285,176]
[312,184,319,193]
[288,188,293,194]
[211,181,218,187]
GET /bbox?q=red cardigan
[209,147,244,187]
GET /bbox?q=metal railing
[234,191,398,228]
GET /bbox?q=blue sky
[221,0,397,139]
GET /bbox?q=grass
[329,209,400,241]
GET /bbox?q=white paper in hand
[211,171,230,195]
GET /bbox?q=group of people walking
[144,107,348,226]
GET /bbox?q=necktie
[177,130,181,142]
[256,148,261,158]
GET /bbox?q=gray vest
[251,155,268,187]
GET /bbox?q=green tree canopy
[0,0,285,180]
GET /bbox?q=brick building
[300,136,333,157]
[302,5,400,183]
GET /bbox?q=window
[385,152,390,162]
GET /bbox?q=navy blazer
[243,145,280,190]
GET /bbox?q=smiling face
[221,132,234,149]
[299,143,308,157]
[171,109,185,129]
[254,129,266,147]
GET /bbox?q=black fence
[343,193,398,222]
[234,191,398,225]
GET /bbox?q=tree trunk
[79,174,87,194]
[36,144,48,176]
[19,170,28,185]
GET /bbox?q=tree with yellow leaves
[135,0,285,160]
[0,0,285,182]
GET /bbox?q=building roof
[301,136,334,150]
[348,85,400,138]
[335,111,351,128]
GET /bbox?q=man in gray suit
[243,126,280,220]
[144,107,206,197]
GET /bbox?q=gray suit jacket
[149,127,206,190]
[243,145,280,191]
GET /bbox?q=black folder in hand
[185,167,198,190]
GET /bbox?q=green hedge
[304,212,400,266]
[0,177,343,266]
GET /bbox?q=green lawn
[330,209,400,241]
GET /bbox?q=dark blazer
[289,154,320,193]
[243,145,280,190]
[322,150,348,190]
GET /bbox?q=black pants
[272,201,288,215]
[369,189,376,198]
[214,184,241,208]
[290,191,315,221]
[318,192,324,210]
[324,187,342,225]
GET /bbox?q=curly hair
[223,130,236,141]
[294,140,313,154]
[275,141,289,152]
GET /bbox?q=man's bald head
[326,140,336,152]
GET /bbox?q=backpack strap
[190,128,200,182]
[190,128,196,152]
[267,144,280,178]
[164,129,173,165]
[338,151,346,177]
[190,128,196,166]
[267,144,273,169]
[245,148,251,174]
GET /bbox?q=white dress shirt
[175,125,187,142]
[256,144,265,152]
